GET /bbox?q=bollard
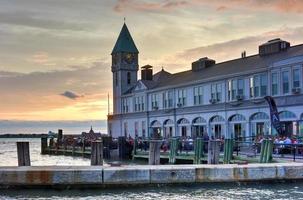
[16,142,31,166]
[148,140,162,165]
[41,136,47,154]
[208,140,221,164]
[194,138,204,164]
[91,141,103,166]
[169,138,179,164]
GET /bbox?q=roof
[153,68,172,82]
[111,23,139,54]
[153,44,303,89]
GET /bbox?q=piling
[118,136,127,159]
[260,139,273,163]
[16,142,31,166]
[194,138,204,164]
[169,138,179,164]
[148,140,161,165]
[91,140,103,166]
[208,140,220,164]
[223,139,234,164]
[41,136,47,155]
[57,129,63,143]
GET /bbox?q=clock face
[124,53,135,64]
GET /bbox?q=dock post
[148,140,161,165]
[41,136,47,155]
[208,140,220,164]
[118,136,127,159]
[16,142,31,166]
[169,138,179,164]
[223,139,234,164]
[49,138,54,149]
[58,129,63,143]
[72,140,76,156]
[194,138,204,164]
[91,140,103,166]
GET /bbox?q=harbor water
[1,138,303,199]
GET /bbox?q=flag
[264,96,282,135]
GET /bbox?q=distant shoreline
[0,134,47,138]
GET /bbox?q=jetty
[1,163,303,189]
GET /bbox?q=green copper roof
[111,23,139,54]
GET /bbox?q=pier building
[107,23,303,140]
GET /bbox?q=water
[0,120,107,135]
[0,182,303,199]
[0,138,90,166]
[1,135,302,199]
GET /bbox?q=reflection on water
[0,182,303,200]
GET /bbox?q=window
[282,71,290,94]
[193,86,203,105]
[151,94,159,110]
[250,74,267,98]
[127,72,131,85]
[177,89,186,106]
[141,96,145,111]
[122,98,129,113]
[271,72,278,96]
[163,91,173,108]
[228,79,244,101]
[134,96,144,112]
[293,68,300,88]
[211,83,222,102]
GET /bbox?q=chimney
[241,51,246,58]
[141,65,153,81]
[192,57,215,71]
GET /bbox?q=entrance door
[256,122,264,136]
[214,125,221,139]
[181,126,187,137]
[234,123,242,141]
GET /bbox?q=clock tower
[111,23,139,114]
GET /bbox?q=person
[284,137,291,144]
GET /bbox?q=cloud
[113,0,303,14]
[114,0,189,13]
[60,91,83,100]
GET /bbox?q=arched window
[210,115,225,123]
[150,120,161,128]
[177,118,190,125]
[250,112,269,121]
[229,114,246,122]
[127,72,131,85]
[192,117,206,125]
[279,111,297,120]
[164,119,174,126]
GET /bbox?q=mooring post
[49,138,54,148]
[169,138,179,164]
[118,136,127,159]
[194,138,204,164]
[41,136,47,155]
[72,139,76,156]
[91,140,103,166]
[148,140,161,165]
[208,140,221,164]
[16,142,31,166]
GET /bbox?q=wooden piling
[169,138,179,164]
[118,136,127,159]
[148,140,161,165]
[91,141,103,166]
[223,139,234,164]
[41,137,47,155]
[194,138,204,164]
[207,140,220,164]
[16,142,31,166]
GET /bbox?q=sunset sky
[1,0,303,121]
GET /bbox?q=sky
[0,0,303,121]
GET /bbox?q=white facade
[108,27,303,139]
